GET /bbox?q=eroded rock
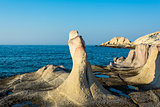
[133,31,160,45]
[0,31,135,107]
[100,37,133,48]
[110,44,160,90]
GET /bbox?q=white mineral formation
[112,44,149,68]
[125,45,160,86]
[133,31,160,45]
[111,44,160,88]
[0,30,134,106]
[48,31,133,106]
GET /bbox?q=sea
[0,45,130,78]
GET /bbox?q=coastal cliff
[100,31,160,48]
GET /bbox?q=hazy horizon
[0,0,160,45]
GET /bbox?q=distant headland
[100,31,160,49]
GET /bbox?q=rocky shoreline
[100,31,160,49]
[99,44,135,49]
[0,30,160,106]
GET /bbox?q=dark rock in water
[100,44,135,49]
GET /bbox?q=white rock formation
[125,45,160,86]
[133,31,160,45]
[0,31,135,106]
[48,31,133,106]
[101,37,131,46]
[111,44,160,88]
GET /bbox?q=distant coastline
[100,31,160,49]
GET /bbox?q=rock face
[0,31,135,107]
[100,37,133,48]
[133,31,160,45]
[92,43,160,107]
[110,44,160,89]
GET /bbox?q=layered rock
[92,44,160,106]
[110,44,160,89]
[0,31,135,107]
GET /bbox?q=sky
[0,0,160,45]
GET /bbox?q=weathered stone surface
[0,65,70,106]
[100,31,160,49]
[101,37,131,45]
[124,45,160,86]
[133,31,160,45]
[1,30,160,107]
[92,56,160,107]
[111,44,149,69]
[100,37,133,48]
[0,31,135,107]
[109,43,160,90]
[129,90,160,107]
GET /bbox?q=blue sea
[0,45,130,78]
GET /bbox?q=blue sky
[0,0,160,45]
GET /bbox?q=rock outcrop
[110,44,160,89]
[1,30,160,107]
[133,31,160,45]
[103,37,131,45]
[100,37,133,48]
[92,43,160,106]
[0,31,135,107]
[100,31,160,49]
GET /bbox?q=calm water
[0,45,130,78]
